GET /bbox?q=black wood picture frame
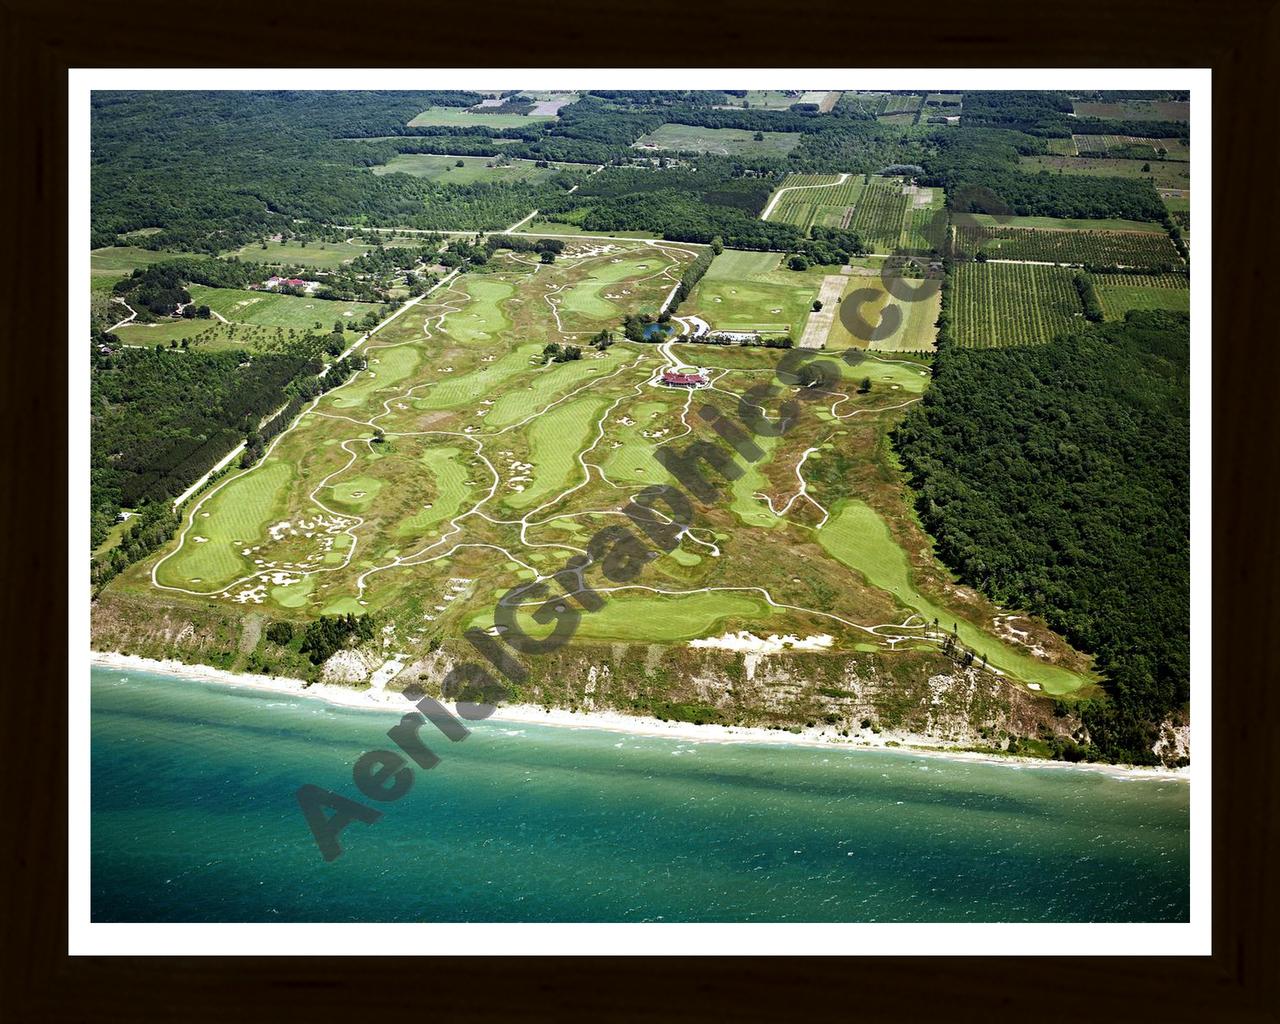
[2,0,1274,1018]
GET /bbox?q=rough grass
[407,107,555,128]
[187,285,381,329]
[371,153,563,185]
[632,123,801,156]
[818,501,1089,693]
[1094,273,1190,320]
[824,276,941,353]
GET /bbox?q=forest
[891,310,1190,763]
[90,336,326,546]
[91,92,1179,257]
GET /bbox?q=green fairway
[633,123,801,156]
[438,278,514,343]
[818,502,1089,693]
[484,347,631,428]
[503,395,609,510]
[408,107,554,128]
[394,447,472,539]
[330,344,421,409]
[156,461,295,590]
[558,257,668,321]
[728,433,783,529]
[469,589,771,643]
[371,153,565,185]
[414,343,544,411]
[703,249,783,280]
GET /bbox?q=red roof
[284,278,307,286]
[662,370,706,385]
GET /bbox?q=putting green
[323,474,383,513]
[818,501,1090,693]
[271,574,316,608]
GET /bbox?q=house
[660,369,708,388]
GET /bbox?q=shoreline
[89,651,1189,781]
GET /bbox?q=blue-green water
[91,667,1189,922]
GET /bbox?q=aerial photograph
[86,85,1193,925]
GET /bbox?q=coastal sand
[88,651,1188,781]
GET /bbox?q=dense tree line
[667,248,715,313]
[300,613,375,665]
[89,500,182,595]
[91,337,326,546]
[891,310,1190,764]
[960,91,1075,135]
[1074,274,1104,321]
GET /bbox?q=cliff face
[91,588,1075,755]
[393,641,1060,751]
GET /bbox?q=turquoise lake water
[91,667,1190,922]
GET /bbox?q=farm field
[823,274,941,354]
[632,123,802,156]
[765,176,865,229]
[963,213,1167,233]
[713,90,804,110]
[1093,273,1190,320]
[840,93,922,117]
[900,185,947,252]
[1017,154,1190,190]
[370,153,569,184]
[952,223,1182,267]
[848,177,911,252]
[951,262,1083,348]
[1072,100,1189,121]
[1072,135,1190,161]
[122,232,1090,696]
[682,249,828,337]
[91,245,203,280]
[407,107,554,128]
[218,238,375,268]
